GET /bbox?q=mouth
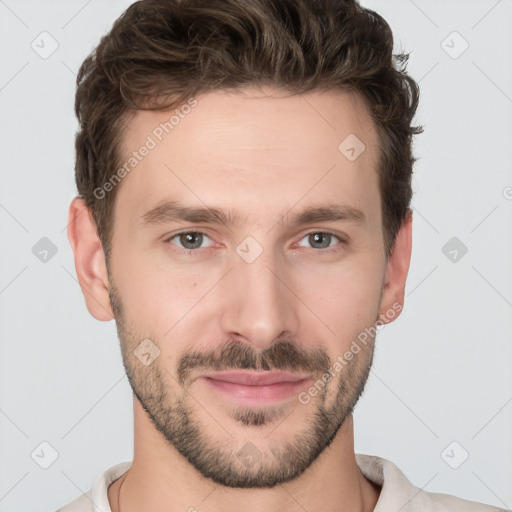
[198,370,313,404]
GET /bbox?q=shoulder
[54,461,131,512]
[356,453,508,512]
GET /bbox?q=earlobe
[378,210,413,325]
[67,197,115,321]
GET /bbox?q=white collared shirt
[56,454,507,511]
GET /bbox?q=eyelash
[164,230,345,255]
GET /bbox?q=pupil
[181,233,202,249]
[310,233,330,249]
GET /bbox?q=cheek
[294,256,384,338]
[113,250,223,337]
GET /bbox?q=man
[58,0,506,510]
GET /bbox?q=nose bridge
[219,243,299,349]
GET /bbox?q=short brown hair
[74,0,421,259]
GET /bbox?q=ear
[378,210,412,325]
[67,197,114,321]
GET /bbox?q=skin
[68,86,412,512]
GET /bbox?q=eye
[166,231,215,251]
[296,232,343,250]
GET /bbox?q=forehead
[114,86,381,228]
[122,86,377,157]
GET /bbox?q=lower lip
[200,377,311,404]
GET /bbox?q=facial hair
[108,273,376,489]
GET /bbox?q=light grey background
[0,0,511,511]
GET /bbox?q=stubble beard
[108,277,376,488]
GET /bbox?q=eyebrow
[137,200,366,229]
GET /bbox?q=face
[77,86,410,488]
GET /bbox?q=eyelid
[293,230,346,250]
[163,229,347,252]
[164,230,216,249]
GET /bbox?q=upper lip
[201,370,312,386]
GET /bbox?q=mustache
[177,339,331,386]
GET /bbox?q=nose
[219,247,301,351]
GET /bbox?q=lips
[201,370,312,386]
[199,370,313,404]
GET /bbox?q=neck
[108,399,380,512]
